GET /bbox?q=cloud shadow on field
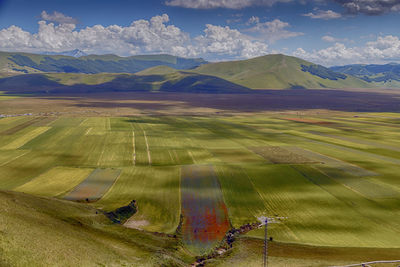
[56,89,400,113]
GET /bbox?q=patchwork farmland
[1,113,400,265]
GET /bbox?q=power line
[329,260,400,267]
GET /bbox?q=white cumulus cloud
[294,35,400,66]
[247,16,260,25]
[0,13,272,60]
[165,0,292,9]
[322,35,349,42]
[195,24,268,59]
[40,11,79,24]
[245,18,303,43]
[0,14,192,56]
[303,9,342,19]
[335,0,400,15]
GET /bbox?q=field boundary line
[303,165,371,199]
[85,127,92,135]
[330,259,400,267]
[308,130,400,152]
[96,136,107,166]
[97,168,123,203]
[177,166,182,234]
[291,134,400,165]
[168,150,174,164]
[243,170,268,211]
[243,168,299,241]
[143,130,151,165]
[78,118,88,126]
[106,117,111,131]
[132,131,136,166]
[188,151,196,164]
[0,150,30,166]
[2,126,51,150]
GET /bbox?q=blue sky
[1,0,400,66]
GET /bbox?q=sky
[1,0,400,66]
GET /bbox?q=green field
[1,113,400,265]
[0,93,19,100]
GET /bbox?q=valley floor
[1,89,400,117]
[1,92,400,266]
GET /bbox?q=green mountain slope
[0,71,250,94]
[0,190,191,266]
[0,51,206,74]
[331,63,400,88]
[136,65,178,75]
[193,54,372,89]
[1,52,394,90]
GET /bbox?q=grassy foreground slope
[211,237,400,267]
[3,191,399,267]
[193,54,372,89]
[0,190,191,266]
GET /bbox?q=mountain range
[330,63,400,87]
[0,51,399,94]
[0,52,206,74]
[41,49,88,58]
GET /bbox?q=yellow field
[2,126,51,150]
[15,167,93,197]
[0,91,19,101]
[0,149,30,167]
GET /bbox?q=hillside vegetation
[0,190,191,266]
[0,71,250,94]
[136,65,178,75]
[1,51,400,92]
[331,63,400,88]
[193,54,372,89]
[0,51,206,74]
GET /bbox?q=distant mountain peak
[330,62,400,84]
[41,49,88,58]
[1,51,207,74]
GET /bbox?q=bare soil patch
[123,219,150,230]
[249,146,318,164]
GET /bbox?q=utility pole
[263,218,268,267]
[258,216,288,267]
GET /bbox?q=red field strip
[181,165,230,255]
